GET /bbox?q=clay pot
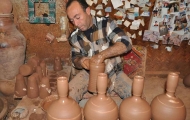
[0,0,12,14]
[36,66,43,80]
[0,80,15,96]
[84,73,118,120]
[151,72,186,120]
[88,62,105,93]
[15,74,27,97]
[19,56,40,76]
[183,73,190,87]
[0,97,8,119]
[27,74,39,99]
[0,14,26,80]
[46,76,82,120]
[39,76,51,99]
[119,76,151,120]
[53,56,63,71]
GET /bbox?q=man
[66,0,133,102]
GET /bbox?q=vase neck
[0,14,14,30]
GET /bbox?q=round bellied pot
[119,75,151,120]
[84,73,118,120]
[151,72,186,120]
[46,76,82,120]
[0,4,26,80]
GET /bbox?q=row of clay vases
[47,77,82,120]
[151,72,186,120]
[84,73,118,120]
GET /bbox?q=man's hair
[66,0,89,12]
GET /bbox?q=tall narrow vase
[84,73,118,120]
[151,72,186,120]
[46,77,82,120]
[119,76,151,120]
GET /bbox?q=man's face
[66,1,92,31]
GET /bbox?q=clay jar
[151,72,186,120]
[19,56,40,76]
[27,74,39,99]
[0,11,26,80]
[119,76,151,120]
[183,73,190,87]
[53,56,63,71]
[40,60,47,77]
[14,74,27,97]
[83,73,118,120]
[39,76,51,99]
[88,62,105,93]
[46,77,82,120]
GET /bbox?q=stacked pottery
[83,73,118,120]
[46,77,82,120]
[14,74,27,97]
[119,76,151,120]
[88,62,105,93]
[0,0,26,80]
[151,72,186,120]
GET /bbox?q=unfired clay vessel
[46,77,82,120]
[15,74,27,97]
[84,73,118,120]
[119,76,151,120]
[88,62,105,93]
[0,0,26,80]
[39,76,51,99]
[151,72,186,120]
[183,73,190,87]
[27,74,39,99]
[53,56,63,71]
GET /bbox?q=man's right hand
[80,57,90,70]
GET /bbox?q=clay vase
[36,66,43,80]
[183,73,190,87]
[39,76,51,99]
[83,73,118,120]
[40,60,47,77]
[19,56,40,76]
[151,72,186,120]
[119,76,151,120]
[0,80,15,96]
[88,62,105,93]
[53,56,63,71]
[14,74,27,97]
[27,74,39,99]
[0,8,26,80]
[46,76,82,120]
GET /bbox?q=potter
[66,0,133,102]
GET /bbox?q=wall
[11,0,190,78]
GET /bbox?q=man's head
[66,0,93,31]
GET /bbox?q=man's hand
[80,57,90,70]
[90,53,105,64]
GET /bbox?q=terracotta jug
[88,62,105,93]
[27,74,39,99]
[39,76,51,99]
[46,76,82,120]
[151,72,186,120]
[119,75,151,120]
[183,73,190,87]
[15,74,27,97]
[53,56,63,71]
[83,73,118,120]
[0,2,26,80]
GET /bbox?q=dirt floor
[144,75,190,120]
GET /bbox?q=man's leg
[69,70,89,103]
[113,71,132,99]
